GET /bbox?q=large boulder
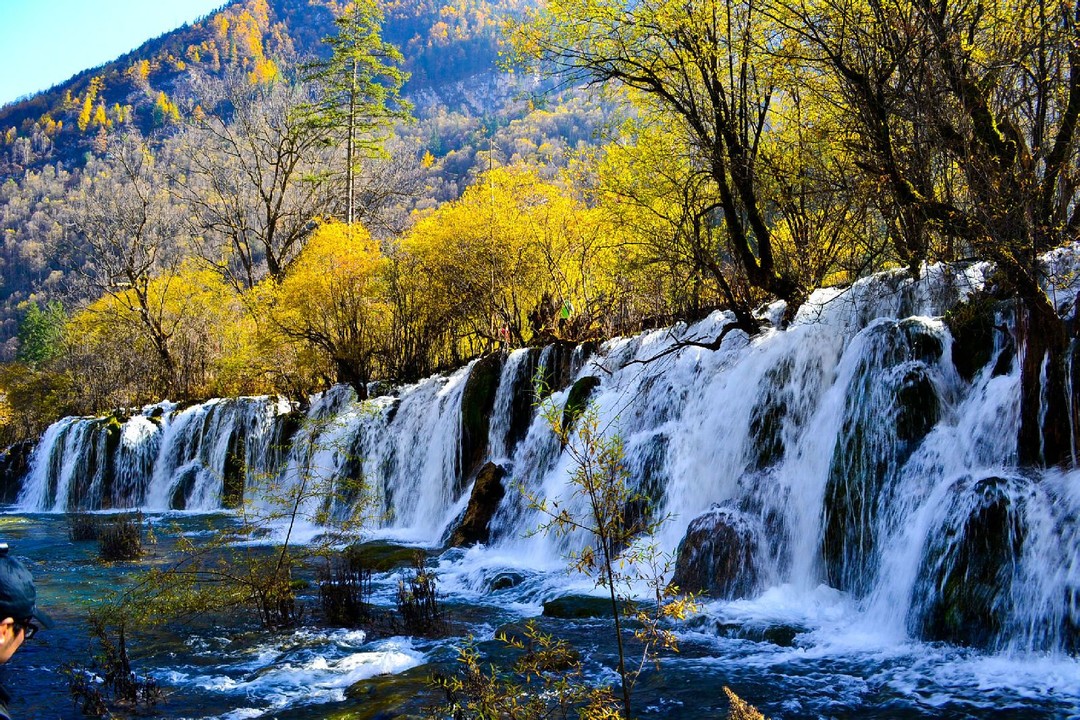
[822,319,942,595]
[448,462,507,547]
[0,440,34,504]
[911,475,1028,649]
[459,353,505,493]
[672,505,762,599]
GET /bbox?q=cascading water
[18,397,297,512]
[7,252,1080,718]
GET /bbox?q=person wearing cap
[0,544,52,719]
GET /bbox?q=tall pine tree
[304,0,410,225]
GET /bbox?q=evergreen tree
[16,300,65,366]
[303,0,411,225]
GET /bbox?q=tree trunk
[1016,294,1075,466]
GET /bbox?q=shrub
[62,608,163,717]
[396,552,445,636]
[98,513,143,561]
[68,513,100,541]
[319,554,374,627]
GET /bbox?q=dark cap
[0,544,52,629]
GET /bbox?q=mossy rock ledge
[542,594,620,619]
[459,352,505,493]
[447,461,507,547]
[911,475,1029,650]
[343,541,430,573]
[341,663,439,720]
[672,505,762,599]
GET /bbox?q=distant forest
[2,0,1077,472]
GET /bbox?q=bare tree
[64,133,185,390]
[174,74,338,291]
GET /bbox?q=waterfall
[17,397,296,513]
[7,252,1080,655]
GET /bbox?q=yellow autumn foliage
[270,221,391,389]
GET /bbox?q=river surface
[2,510,1079,720]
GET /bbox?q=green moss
[343,541,430,572]
[944,293,998,382]
[560,375,600,436]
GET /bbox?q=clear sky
[0,0,228,107]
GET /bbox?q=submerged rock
[672,505,762,599]
[447,462,507,547]
[542,594,619,619]
[911,475,1029,649]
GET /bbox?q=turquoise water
[2,512,1079,719]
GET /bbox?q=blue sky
[0,0,227,107]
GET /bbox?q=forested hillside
[2,0,1078,477]
[0,0,603,365]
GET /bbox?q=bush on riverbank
[98,513,142,561]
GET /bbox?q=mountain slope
[0,0,533,177]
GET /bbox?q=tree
[64,261,253,404]
[15,300,65,366]
[304,0,411,225]
[403,165,624,361]
[526,395,695,718]
[512,0,816,324]
[64,134,186,393]
[176,74,338,289]
[779,0,1080,465]
[270,220,391,393]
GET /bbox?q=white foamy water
[13,251,1080,717]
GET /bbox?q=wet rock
[912,475,1028,649]
[747,358,794,469]
[716,622,805,647]
[222,427,246,509]
[561,375,600,436]
[944,293,999,382]
[672,505,762,599]
[459,353,505,493]
[542,594,619,619]
[341,663,439,719]
[899,317,944,363]
[489,571,524,591]
[169,466,199,511]
[623,432,669,532]
[822,320,942,596]
[447,462,507,547]
[895,365,940,441]
[537,341,579,395]
[0,440,34,504]
[344,541,428,572]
